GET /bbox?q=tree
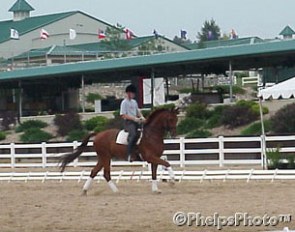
[173,36,193,46]
[197,19,221,43]
[100,27,131,58]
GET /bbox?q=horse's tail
[59,132,97,172]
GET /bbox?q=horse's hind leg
[82,161,103,195]
[103,158,119,193]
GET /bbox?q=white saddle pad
[116,130,142,145]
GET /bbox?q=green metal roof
[2,39,295,82]
[0,10,121,45]
[11,35,185,60]
[9,0,34,12]
[11,45,95,60]
[0,11,76,44]
[279,25,295,36]
[186,37,263,50]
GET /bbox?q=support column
[229,61,233,102]
[81,75,85,113]
[151,68,155,109]
[18,81,23,118]
[165,77,169,102]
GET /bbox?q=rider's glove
[133,117,141,123]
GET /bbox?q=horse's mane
[144,108,169,126]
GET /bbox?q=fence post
[179,137,185,168]
[218,136,224,167]
[10,143,15,168]
[260,135,267,168]
[73,141,78,167]
[41,142,47,168]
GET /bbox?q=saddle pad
[116,130,142,145]
[116,130,129,145]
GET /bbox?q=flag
[207,31,213,40]
[124,28,133,40]
[180,30,187,40]
[10,28,19,40]
[230,29,238,39]
[69,29,76,40]
[153,29,159,39]
[40,29,49,40]
[98,29,106,39]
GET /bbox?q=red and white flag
[40,29,49,40]
[124,28,133,40]
[98,29,106,39]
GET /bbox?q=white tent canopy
[258,77,295,100]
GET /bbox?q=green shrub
[177,117,204,134]
[20,128,53,143]
[186,102,210,119]
[267,147,281,169]
[54,112,83,136]
[186,129,212,138]
[237,100,268,115]
[86,93,103,104]
[271,103,295,134]
[240,120,272,136]
[213,85,246,95]
[84,116,109,131]
[206,105,229,129]
[15,120,48,133]
[0,131,6,141]
[206,114,222,129]
[67,129,88,141]
[154,103,175,111]
[220,105,258,129]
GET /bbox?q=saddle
[116,130,142,145]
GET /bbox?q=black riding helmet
[125,84,137,93]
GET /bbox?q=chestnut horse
[59,108,179,194]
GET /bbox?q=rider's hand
[133,117,141,123]
[139,116,146,123]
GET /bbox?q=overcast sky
[1,0,295,40]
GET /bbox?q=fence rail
[0,135,295,169]
[242,76,260,86]
[1,169,295,183]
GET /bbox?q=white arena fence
[1,169,295,183]
[0,135,295,169]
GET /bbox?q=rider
[120,84,145,162]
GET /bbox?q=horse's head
[145,107,179,137]
[163,107,179,137]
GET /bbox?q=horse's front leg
[151,163,161,193]
[149,156,176,184]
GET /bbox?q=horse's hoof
[81,190,87,196]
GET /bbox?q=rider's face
[127,92,135,99]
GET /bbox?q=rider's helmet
[125,84,137,93]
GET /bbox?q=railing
[242,76,260,86]
[0,135,295,168]
[1,169,295,182]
